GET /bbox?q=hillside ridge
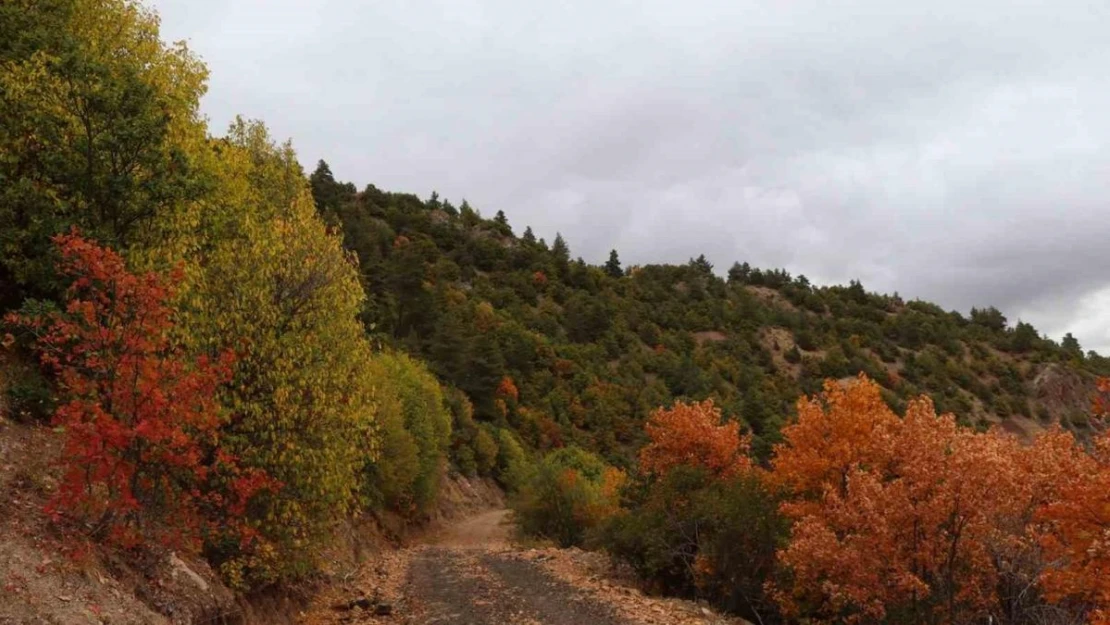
[309,161,1107,462]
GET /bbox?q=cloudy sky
[152,0,1110,352]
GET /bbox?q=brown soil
[743,286,797,313]
[0,418,235,625]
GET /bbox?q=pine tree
[552,233,570,276]
[691,254,713,274]
[1062,332,1083,358]
[605,249,623,278]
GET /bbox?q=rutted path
[299,509,736,625]
[402,509,628,625]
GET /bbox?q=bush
[368,351,452,514]
[495,428,530,491]
[6,235,268,554]
[474,426,499,476]
[600,467,786,622]
[361,376,420,513]
[0,353,55,423]
[512,447,624,547]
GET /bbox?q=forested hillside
[309,161,1110,464]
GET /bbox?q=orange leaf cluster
[496,376,520,402]
[639,399,752,479]
[771,375,1085,625]
[1037,414,1110,625]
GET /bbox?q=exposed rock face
[1032,363,1098,423]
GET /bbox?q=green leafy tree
[1012,321,1038,352]
[0,0,209,306]
[178,120,379,585]
[1062,332,1083,359]
[372,351,452,512]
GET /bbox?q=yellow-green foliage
[474,426,500,476]
[0,0,210,295]
[1,0,459,592]
[512,447,624,548]
[495,428,530,492]
[360,356,420,513]
[367,351,452,514]
[177,121,378,585]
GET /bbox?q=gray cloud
[153,0,1110,351]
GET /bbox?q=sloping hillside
[310,162,1108,463]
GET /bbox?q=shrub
[367,351,452,514]
[360,374,420,513]
[784,345,802,364]
[5,234,269,552]
[495,428,530,491]
[601,467,786,623]
[474,426,500,476]
[0,351,55,422]
[512,447,624,547]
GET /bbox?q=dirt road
[424,508,512,548]
[300,509,737,625]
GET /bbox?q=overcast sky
[152,0,1110,352]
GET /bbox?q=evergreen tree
[1062,332,1083,358]
[552,233,570,275]
[1012,321,1038,352]
[605,249,623,278]
[970,306,1007,331]
[460,200,480,228]
[728,262,752,284]
[691,254,713,275]
[493,209,512,236]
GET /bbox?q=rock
[374,602,393,616]
[332,596,373,611]
[167,552,209,592]
[351,596,374,610]
[700,606,712,616]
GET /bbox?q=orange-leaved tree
[771,375,1074,625]
[770,374,899,508]
[5,233,269,550]
[639,399,752,479]
[1036,377,1110,625]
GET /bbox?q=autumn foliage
[512,447,625,547]
[639,399,752,479]
[770,375,1100,625]
[1036,381,1110,625]
[5,233,268,550]
[589,374,1110,625]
